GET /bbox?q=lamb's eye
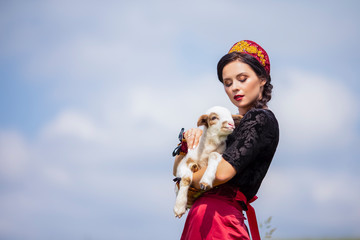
[211,116,218,121]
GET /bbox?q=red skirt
[180,185,251,240]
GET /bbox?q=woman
[173,40,279,240]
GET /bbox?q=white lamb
[173,106,242,218]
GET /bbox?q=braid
[254,75,272,109]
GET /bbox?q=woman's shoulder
[233,108,279,139]
[241,108,277,126]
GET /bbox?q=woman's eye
[239,78,247,82]
[224,81,232,87]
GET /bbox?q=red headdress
[228,40,270,74]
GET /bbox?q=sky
[0,0,360,239]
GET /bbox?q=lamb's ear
[197,114,209,128]
[232,114,243,127]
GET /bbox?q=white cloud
[42,166,72,187]
[127,74,234,131]
[258,166,360,237]
[1,1,360,239]
[261,167,360,209]
[272,68,359,150]
[40,110,105,142]
[0,131,29,179]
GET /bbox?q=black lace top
[222,108,279,201]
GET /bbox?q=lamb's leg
[174,174,192,218]
[200,152,222,190]
[186,158,199,172]
[174,157,194,218]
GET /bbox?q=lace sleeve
[222,109,277,174]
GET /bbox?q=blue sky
[1,0,360,239]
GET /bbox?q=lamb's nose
[228,123,235,129]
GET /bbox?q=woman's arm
[191,158,236,189]
[173,128,236,186]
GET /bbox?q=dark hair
[217,52,273,109]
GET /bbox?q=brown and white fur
[173,106,242,218]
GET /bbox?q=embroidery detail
[222,109,279,200]
[228,40,270,74]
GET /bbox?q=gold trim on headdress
[229,40,267,67]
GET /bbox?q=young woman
[173,40,279,240]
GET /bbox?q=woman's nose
[232,81,241,92]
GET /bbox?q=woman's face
[222,60,266,115]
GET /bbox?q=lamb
[173,106,242,218]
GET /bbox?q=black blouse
[222,108,279,201]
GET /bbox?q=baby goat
[174,106,242,218]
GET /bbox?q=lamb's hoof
[190,163,199,172]
[174,206,186,218]
[175,212,184,218]
[200,182,211,191]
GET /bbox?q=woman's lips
[234,95,244,101]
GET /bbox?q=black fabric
[222,108,279,201]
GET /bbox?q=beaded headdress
[228,40,270,74]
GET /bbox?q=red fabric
[181,185,260,240]
[234,191,260,240]
[228,40,270,75]
[180,140,188,154]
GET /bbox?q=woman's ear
[232,115,243,127]
[260,78,266,87]
[197,114,209,128]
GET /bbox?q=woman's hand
[173,128,202,176]
[184,128,203,150]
